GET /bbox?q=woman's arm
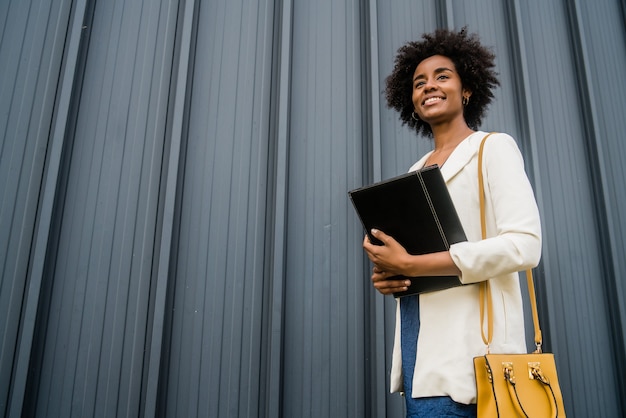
[450,134,542,283]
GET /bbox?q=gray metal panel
[23,0,179,416]
[280,1,369,416]
[0,0,73,414]
[159,0,276,416]
[574,2,626,407]
[143,0,196,416]
[11,0,90,415]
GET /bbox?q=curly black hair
[385,27,499,137]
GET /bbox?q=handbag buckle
[528,362,550,385]
[502,362,516,385]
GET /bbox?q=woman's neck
[431,123,475,152]
[424,122,475,167]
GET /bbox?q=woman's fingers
[363,231,412,295]
[371,271,411,295]
[372,279,410,295]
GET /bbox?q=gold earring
[462,96,470,106]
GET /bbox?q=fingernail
[371,228,379,235]
[405,280,411,286]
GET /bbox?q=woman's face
[411,55,470,126]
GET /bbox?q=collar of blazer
[415,131,486,183]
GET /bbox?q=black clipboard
[348,165,467,296]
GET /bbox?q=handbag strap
[478,133,543,353]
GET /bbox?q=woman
[362,28,542,417]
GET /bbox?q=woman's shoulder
[472,131,517,145]
[475,131,523,158]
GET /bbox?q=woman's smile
[423,96,445,106]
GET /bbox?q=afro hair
[385,27,499,137]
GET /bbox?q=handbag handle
[478,133,543,353]
[503,361,559,418]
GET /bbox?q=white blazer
[389,131,542,404]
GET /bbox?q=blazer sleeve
[449,134,542,284]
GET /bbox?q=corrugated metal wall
[1,0,76,414]
[1,0,624,417]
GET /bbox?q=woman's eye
[437,75,449,81]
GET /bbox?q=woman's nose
[423,78,436,91]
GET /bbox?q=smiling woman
[385,28,499,139]
[362,28,542,418]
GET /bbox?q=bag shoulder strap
[478,133,543,353]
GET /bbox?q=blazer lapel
[440,132,484,183]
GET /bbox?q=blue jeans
[400,295,476,417]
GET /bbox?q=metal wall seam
[565,1,626,413]
[440,0,455,29]
[366,1,386,416]
[622,1,626,36]
[7,1,89,416]
[503,0,543,195]
[142,0,197,415]
[503,0,554,339]
[369,1,382,184]
[266,0,293,416]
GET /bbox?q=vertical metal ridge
[143,0,196,416]
[7,1,89,417]
[368,2,382,185]
[365,1,387,417]
[439,0,455,29]
[565,1,626,414]
[265,0,293,416]
[502,0,554,345]
[502,0,544,208]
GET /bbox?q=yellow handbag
[473,134,566,417]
